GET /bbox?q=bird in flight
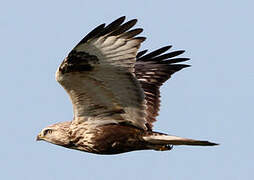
[36,16,218,154]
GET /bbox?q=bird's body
[40,121,213,154]
[67,122,158,154]
[37,16,217,154]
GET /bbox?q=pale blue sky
[1,0,253,179]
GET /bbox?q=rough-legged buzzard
[36,17,217,154]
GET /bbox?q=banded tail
[143,133,218,149]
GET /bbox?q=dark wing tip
[99,16,126,36]
[152,50,186,61]
[116,16,126,22]
[135,37,146,43]
[137,49,148,58]
[126,19,138,26]
[110,18,138,36]
[164,57,190,64]
[107,16,126,27]
[137,45,190,66]
[137,45,173,61]
[76,23,106,46]
[174,64,191,69]
[120,28,144,39]
[75,16,136,46]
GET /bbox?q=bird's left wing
[56,17,148,130]
[135,46,190,129]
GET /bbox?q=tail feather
[143,134,218,146]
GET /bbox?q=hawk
[36,16,218,154]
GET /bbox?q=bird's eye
[43,129,53,136]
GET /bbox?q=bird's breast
[68,123,147,154]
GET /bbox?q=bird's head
[36,121,71,146]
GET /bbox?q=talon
[158,145,173,151]
[167,145,173,150]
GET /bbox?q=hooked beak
[36,133,42,141]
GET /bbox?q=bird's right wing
[56,17,149,130]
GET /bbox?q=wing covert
[56,17,148,130]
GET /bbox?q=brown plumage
[36,16,218,155]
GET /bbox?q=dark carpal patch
[59,50,99,74]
